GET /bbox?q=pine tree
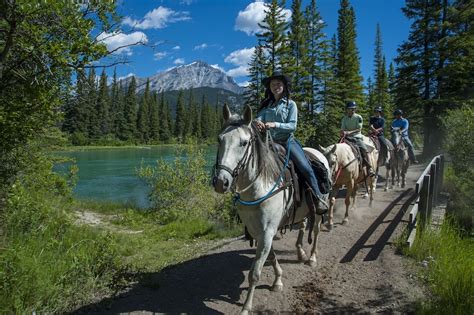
[200,95,212,140]
[373,24,390,111]
[115,81,126,140]
[159,92,171,142]
[193,94,202,139]
[95,69,110,137]
[174,90,186,142]
[336,0,364,111]
[86,67,99,138]
[121,76,138,141]
[257,0,289,74]
[286,0,309,103]
[183,89,195,139]
[366,76,376,110]
[137,79,151,143]
[149,91,160,142]
[245,42,266,109]
[109,68,120,137]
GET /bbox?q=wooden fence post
[428,163,436,220]
[418,174,431,229]
[439,154,444,192]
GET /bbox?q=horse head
[391,127,403,150]
[213,104,254,194]
[320,144,338,181]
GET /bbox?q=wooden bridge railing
[406,154,445,247]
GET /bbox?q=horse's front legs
[327,189,338,231]
[296,219,308,261]
[343,181,354,225]
[241,232,274,315]
[268,246,283,291]
[384,166,390,191]
[307,215,323,268]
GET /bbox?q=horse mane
[220,116,281,184]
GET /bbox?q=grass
[405,219,473,314]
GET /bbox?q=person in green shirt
[340,101,375,177]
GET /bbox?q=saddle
[369,134,381,152]
[343,138,363,167]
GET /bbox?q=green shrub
[138,144,236,225]
[407,219,474,314]
[0,152,124,313]
[70,132,89,146]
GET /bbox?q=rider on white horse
[340,101,376,177]
[254,72,329,212]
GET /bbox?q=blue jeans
[402,137,417,162]
[288,138,323,198]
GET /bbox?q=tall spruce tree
[95,69,110,137]
[149,91,160,142]
[137,79,151,143]
[174,90,186,142]
[121,76,138,141]
[257,0,289,74]
[336,0,364,112]
[245,42,266,109]
[373,24,390,111]
[158,92,171,142]
[109,68,120,137]
[86,67,99,138]
[183,89,195,138]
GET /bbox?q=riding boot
[361,150,375,177]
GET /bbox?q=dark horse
[389,127,410,188]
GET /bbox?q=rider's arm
[274,101,297,131]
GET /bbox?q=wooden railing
[406,154,445,247]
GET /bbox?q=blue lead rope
[233,136,292,206]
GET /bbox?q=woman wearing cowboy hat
[255,72,328,212]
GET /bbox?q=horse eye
[241,140,248,147]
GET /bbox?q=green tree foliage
[336,0,364,112]
[159,93,172,142]
[122,77,138,141]
[244,43,265,109]
[137,79,151,143]
[148,91,160,143]
[257,0,289,74]
[96,70,110,137]
[174,90,186,142]
[373,24,390,112]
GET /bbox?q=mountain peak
[123,61,243,95]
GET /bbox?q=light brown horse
[321,136,379,230]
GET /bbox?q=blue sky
[100,0,411,86]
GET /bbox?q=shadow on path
[340,188,413,263]
[72,249,254,314]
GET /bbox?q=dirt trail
[75,164,426,314]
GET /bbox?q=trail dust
[74,164,428,314]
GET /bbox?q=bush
[70,132,89,146]
[407,219,473,314]
[0,151,124,313]
[138,144,236,225]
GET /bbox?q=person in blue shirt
[255,72,328,211]
[369,106,392,164]
[391,109,418,163]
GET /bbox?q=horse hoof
[271,284,283,292]
[342,218,349,225]
[363,193,369,199]
[384,188,388,192]
[297,251,308,262]
[306,260,317,268]
[240,309,250,315]
[326,223,334,231]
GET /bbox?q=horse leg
[384,165,389,191]
[268,245,283,291]
[327,190,337,231]
[369,178,374,207]
[296,219,308,261]
[307,215,323,268]
[241,232,273,314]
[343,181,353,225]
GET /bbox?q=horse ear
[330,145,337,154]
[318,145,326,152]
[223,103,231,121]
[243,105,252,125]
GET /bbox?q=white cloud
[154,51,168,60]
[117,73,135,82]
[224,47,255,66]
[172,45,181,50]
[97,31,147,55]
[193,43,208,50]
[174,58,185,65]
[210,64,225,72]
[180,0,194,4]
[238,81,250,87]
[123,6,190,30]
[235,1,291,36]
[227,66,249,78]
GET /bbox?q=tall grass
[407,219,473,314]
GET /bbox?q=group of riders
[255,72,418,212]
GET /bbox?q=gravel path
[75,164,427,314]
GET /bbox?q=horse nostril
[223,178,229,189]
[212,176,217,186]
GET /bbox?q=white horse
[320,137,378,229]
[389,127,410,188]
[213,104,330,314]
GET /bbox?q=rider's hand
[255,120,265,132]
[265,122,276,129]
[340,130,346,137]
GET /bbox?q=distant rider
[369,106,392,164]
[391,109,418,163]
[340,101,375,177]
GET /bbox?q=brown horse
[320,136,379,230]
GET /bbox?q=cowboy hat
[261,72,291,88]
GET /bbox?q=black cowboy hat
[261,72,291,88]
[374,106,383,112]
[346,101,357,109]
[393,109,403,116]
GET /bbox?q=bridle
[213,123,257,192]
